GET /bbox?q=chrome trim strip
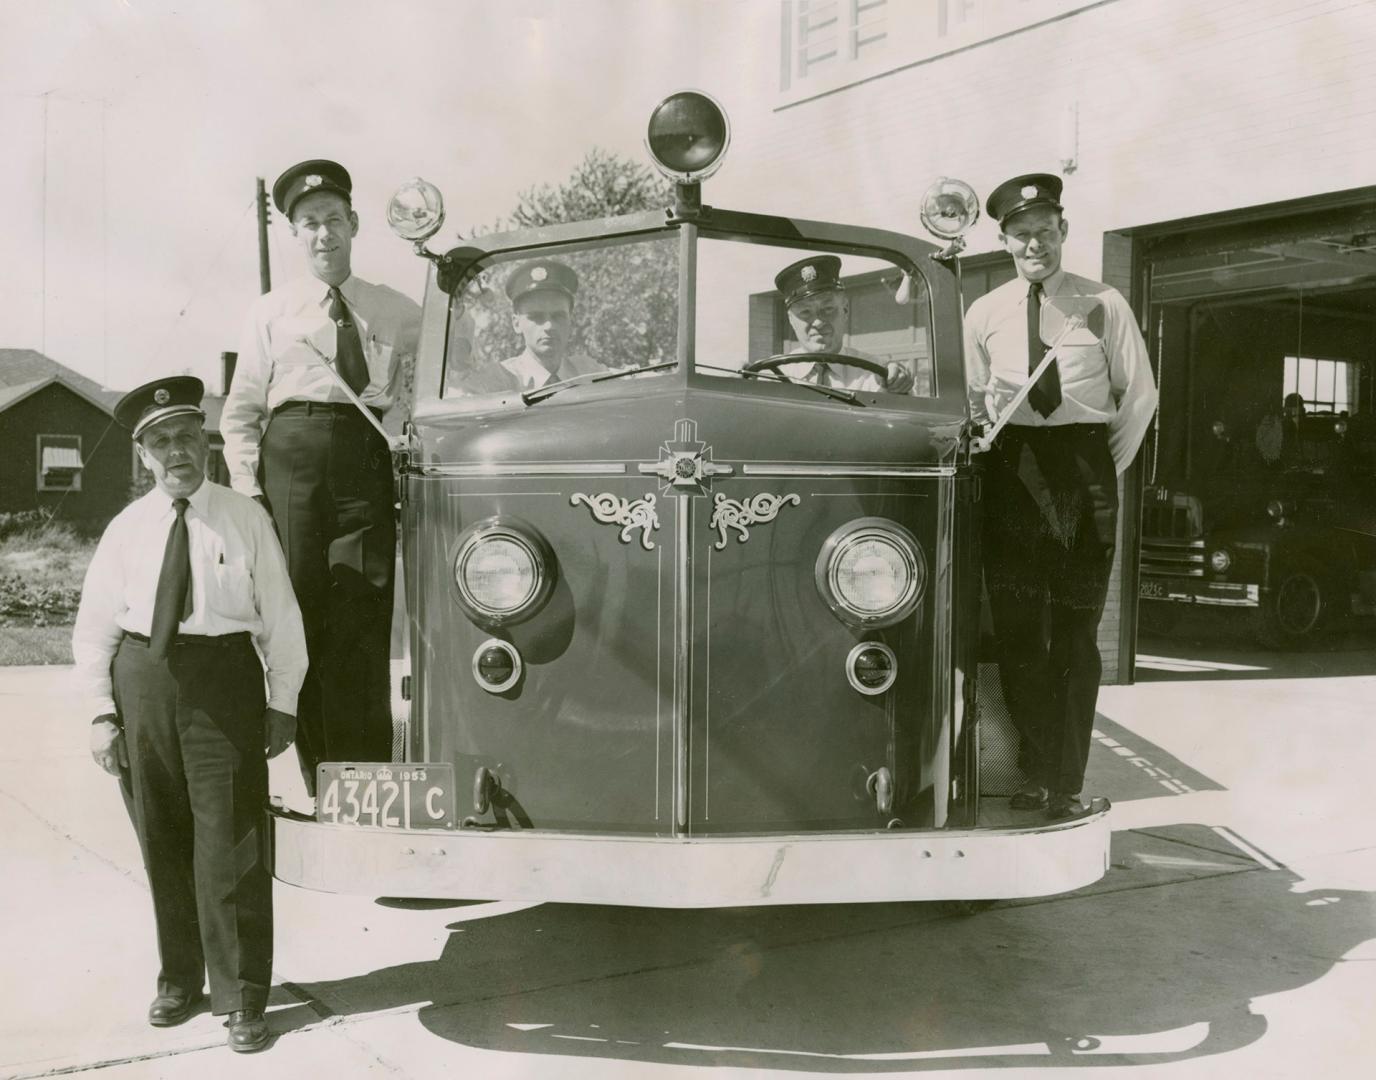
[742,464,958,478]
[268,802,1111,906]
[674,498,692,833]
[418,463,628,477]
[932,476,954,827]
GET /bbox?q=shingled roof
[0,349,122,414]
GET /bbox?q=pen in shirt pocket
[218,552,224,564]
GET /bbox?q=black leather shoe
[1009,783,1049,811]
[148,989,203,1027]
[1046,792,1093,821]
[226,1009,270,1053]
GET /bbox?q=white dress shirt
[963,268,1159,474]
[775,342,887,392]
[498,349,603,391]
[72,481,309,717]
[221,273,421,496]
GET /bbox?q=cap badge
[800,265,818,283]
[153,388,171,405]
[1021,184,1039,199]
[530,266,548,282]
[305,174,322,188]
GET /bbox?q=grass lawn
[0,624,74,665]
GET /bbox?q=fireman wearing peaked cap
[768,255,914,394]
[73,375,307,1051]
[220,158,421,796]
[963,172,1158,822]
[495,258,603,392]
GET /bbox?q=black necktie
[328,286,369,395]
[1027,281,1062,417]
[148,497,192,661]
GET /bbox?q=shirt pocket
[207,557,257,622]
[366,337,395,385]
[267,315,334,371]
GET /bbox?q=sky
[0,0,764,392]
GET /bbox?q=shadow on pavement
[1136,611,1376,683]
[271,825,1372,1071]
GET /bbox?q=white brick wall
[717,0,1376,682]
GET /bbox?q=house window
[1283,356,1357,415]
[37,434,84,492]
[782,0,888,90]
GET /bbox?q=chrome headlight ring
[815,517,927,629]
[450,518,555,627]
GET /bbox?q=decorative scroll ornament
[638,417,733,494]
[710,492,801,550]
[570,492,660,551]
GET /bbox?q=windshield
[437,229,935,403]
[696,237,935,398]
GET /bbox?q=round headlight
[387,177,446,242]
[816,519,926,628]
[645,90,730,182]
[452,521,553,625]
[1266,499,1286,522]
[1208,548,1232,573]
[919,177,981,240]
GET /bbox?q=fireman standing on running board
[963,173,1158,821]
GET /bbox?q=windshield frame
[410,206,963,422]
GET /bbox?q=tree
[464,149,680,374]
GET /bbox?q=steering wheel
[743,351,888,379]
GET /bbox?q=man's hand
[264,709,296,759]
[884,362,915,394]
[90,716,128,776]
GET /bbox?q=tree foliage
[462,149,680,376]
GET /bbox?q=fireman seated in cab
[453,259,602,394]
[768,255,914,394]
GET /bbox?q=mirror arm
[933,236,968,264]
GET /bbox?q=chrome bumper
[268,802,1111,907]
[1140,579,1260,608]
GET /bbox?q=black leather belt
[272,400,384,420]
[124,630,253,649]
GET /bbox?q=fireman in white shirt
[73,376,307,1053]
[963,173,1158,822]
[220,159,420,793]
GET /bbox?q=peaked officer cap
[505,259,580,305]
[774,255,844,308]
[114,376,206,440]
[273,159,353,219]
[987,173,1064,228]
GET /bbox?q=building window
[37,434,84,492]
[1283,355,1356,415]
[782,0,888,91]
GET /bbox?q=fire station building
[719,0,1376,681]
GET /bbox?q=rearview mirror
[1041,296,1105,348]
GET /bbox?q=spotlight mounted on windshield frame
[386,176,447,262]
[919,177,981,261]
[645,90,731,220]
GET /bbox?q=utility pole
[256,177,272,294]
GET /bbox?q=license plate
[1139,578,1166,599]
[316,763,457,830]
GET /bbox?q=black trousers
[260,403,395,793]
[113,633,271,1015]
[982,424,1118,795]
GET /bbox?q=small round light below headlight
[1208,548,1232,573]
[847,642,897,696]
[473,639,521,693]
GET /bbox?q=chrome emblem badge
[638,418,734,494]
[570,492,660,551]
[709,492,801,550]
[153,388,170,405]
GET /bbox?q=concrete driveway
[1,638,1373,1079]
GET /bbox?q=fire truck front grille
[1142,538,1206,578]
[1141,495,1203,540]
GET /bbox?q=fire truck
[267,92,1111,907]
